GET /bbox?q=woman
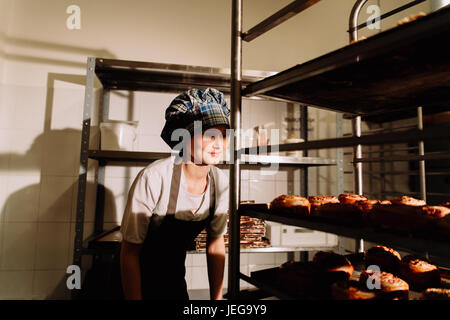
[120,88,230,300]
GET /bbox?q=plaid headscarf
[161,88,230,149]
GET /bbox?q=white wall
[0,0,434,299]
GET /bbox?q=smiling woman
[119,88,230,300]
[189,124,229,166]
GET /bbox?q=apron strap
[167,162,182,214]
[167,162,216,219]
[208,168,216,222]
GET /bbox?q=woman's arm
[120,240,143,300]
[206,235,226,300]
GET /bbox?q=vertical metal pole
[352,118,363,196]
[287,103,295,195]
[352,117,364,253]
[300,106,308,197]
[94,89,110,235]
[417,107,426,202]
[300,251,309,262]
[72,57,96,299]
[336,113,345,254]
[228,0,242,300]
[349,0,367,254]
[380,123,386,200]
[349,0,369,43]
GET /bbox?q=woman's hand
[206,235,226,300]
[120,240,143,300]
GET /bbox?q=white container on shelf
[280,226,332,247]
[284,134,304,157]
[100,120,138,151]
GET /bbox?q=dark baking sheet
[239,203,450,267]
[249,253,450,300]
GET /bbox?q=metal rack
[72,57,337,298]
[227,0,450,299]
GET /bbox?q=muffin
[331,280,378,300]
[338,194,368,205]
[311,194,366,225]
[365,245,401,274]
[308,195,339,215]
[398,255,441,290]
[369,196,430,233]
[359,270,409,300]
[278,260,315,297]
[420,288,450,300]
[270,195,311,216]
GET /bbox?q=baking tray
[250,253,450,300]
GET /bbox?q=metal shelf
[353,152,450,163]
[94,58,276,94]
[239,123,450,154]
[227,0,450,300]
[82,227,336,255]
[238,263,439,300]
[239,207,450,268]
[239,272,295,300]
[88,150,172,163]
[242,0,321,42]
[240,154,335,166]
[88,149,336,167]
[242,6,450,117]
[192,245,337,254]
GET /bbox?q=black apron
[139,162,216,300]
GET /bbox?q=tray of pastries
[239,194,450,241]
[250,246,450,300]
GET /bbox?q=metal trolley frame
[227,0,450,299]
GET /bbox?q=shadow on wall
[0,128,118,299]
[0,31,116,69]
[0,31,122,298]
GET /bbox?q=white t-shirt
[120,156,229,244]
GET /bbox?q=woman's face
[190,125,229,165]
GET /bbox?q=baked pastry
[441,202,450,209]
[365,245,401,274]
[359,270,409,300]
[396,12,426,26]
[270,195,310,216]
[398,255,441,290]
[355,200,379,214]
[338,194,368,205]
[436,215,450,238]
[369,196,431,233]
[308,195,339,215]
[420,288,450,300]
[435,203,450,237]
[278,261,316,297]
[349,36,367,45]
[390,196,426,207]
[311,194,367,225]
[420,205,450,219]
[312,251,354,289]
[331,280,377,300]
[309,251,354,298]
[313,251,354,278]
[355,200,386,225]
[279,252,356,299]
